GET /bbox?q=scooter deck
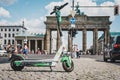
[15,59,59,67]
[21,59,58,63]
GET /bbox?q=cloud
[0,7,10,17]
[22,17,46,34]
[0,17,46,34]
[0,19,8,24]
[0,0,17,5]
[45,0,116,21]
[45,0,71,16]
[115,0,120,5]
[76,0,115,17]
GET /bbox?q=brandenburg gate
[44,14,112,54]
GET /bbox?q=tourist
[22,44,28,58]
[6,43,12,58]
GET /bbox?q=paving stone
[0,55,120,80]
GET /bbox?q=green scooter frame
[9,2,74,72]
[9,52,74,72]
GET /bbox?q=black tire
[10,57,24,71]
[110,53,115,63]
[62,60,74,72]
[110,57,115,63]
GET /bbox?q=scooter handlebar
[58,2,68,10]
[50,2,68,15]
[50,11,55,15]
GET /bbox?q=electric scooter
[9,2,74,72]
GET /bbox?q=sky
[0,0,120,50]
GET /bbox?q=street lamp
[0,40,2,49]
[23,30,27,44]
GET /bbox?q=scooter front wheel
[62,60,74,72]
[10,57,24,71]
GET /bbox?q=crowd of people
[5,43,46,58]
[5,43,92,59]
[6,43,29,58]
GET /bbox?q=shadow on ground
[5,69,66,73]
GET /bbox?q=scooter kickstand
[50,66,52,71]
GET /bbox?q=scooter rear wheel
[10,57,24,71]
[62,60,74,72]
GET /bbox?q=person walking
[22,44,28,58]
[76,49,79,58]
[6,43,12,58]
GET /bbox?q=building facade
[15,33,45,53]
[0,24,27,48]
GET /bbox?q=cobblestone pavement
[0,55,120,80]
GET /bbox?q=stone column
[45,29,51,54]
[68,34,73,52]
[35,40,37,52]
[82,28,87,54]
[104,29,107,45]
[56,30,61,51]
[93,28,98,55]
[104,28,110,45]
[42,39,44,50]
[107,28,110,44]
[28,40,30,51]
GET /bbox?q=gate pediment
[45,14,111,30]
